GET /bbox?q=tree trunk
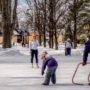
[54,29,58,50]
[54,21,58,50]
[38,25,42,45]
[43,0,47,47]
[2,0,12,48]
[73,0,77,48]
[49,30,52,48]
[2,0,17,48]
[51,29,54,48]
[48,0,54,48]
[73,18,77,48]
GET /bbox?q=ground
[0,44,90,90]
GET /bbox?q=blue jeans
[44,66,57,85]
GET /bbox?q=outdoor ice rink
[0,44,90,90]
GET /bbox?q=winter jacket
[85,39,90,49]
[42,56,58,74]
[65,41,72,48]
[29,40,39,50]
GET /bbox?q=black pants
[31,49,38,64]
[65,48,71,56]
[83,48,90,63]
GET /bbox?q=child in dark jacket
[41,51,58,85]
[83,36,90,66]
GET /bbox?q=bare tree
[25,0,68,49]
[1,0,18,48]
[48,0,68,49]
[66,0,90,48]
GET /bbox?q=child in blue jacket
[41,51,58,85]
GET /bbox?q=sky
[18,0,26,5]
[17,0,29,22]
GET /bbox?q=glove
[41,71,44,75]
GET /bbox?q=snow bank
[0,43,85,56]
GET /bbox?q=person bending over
[41,51,58,85]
